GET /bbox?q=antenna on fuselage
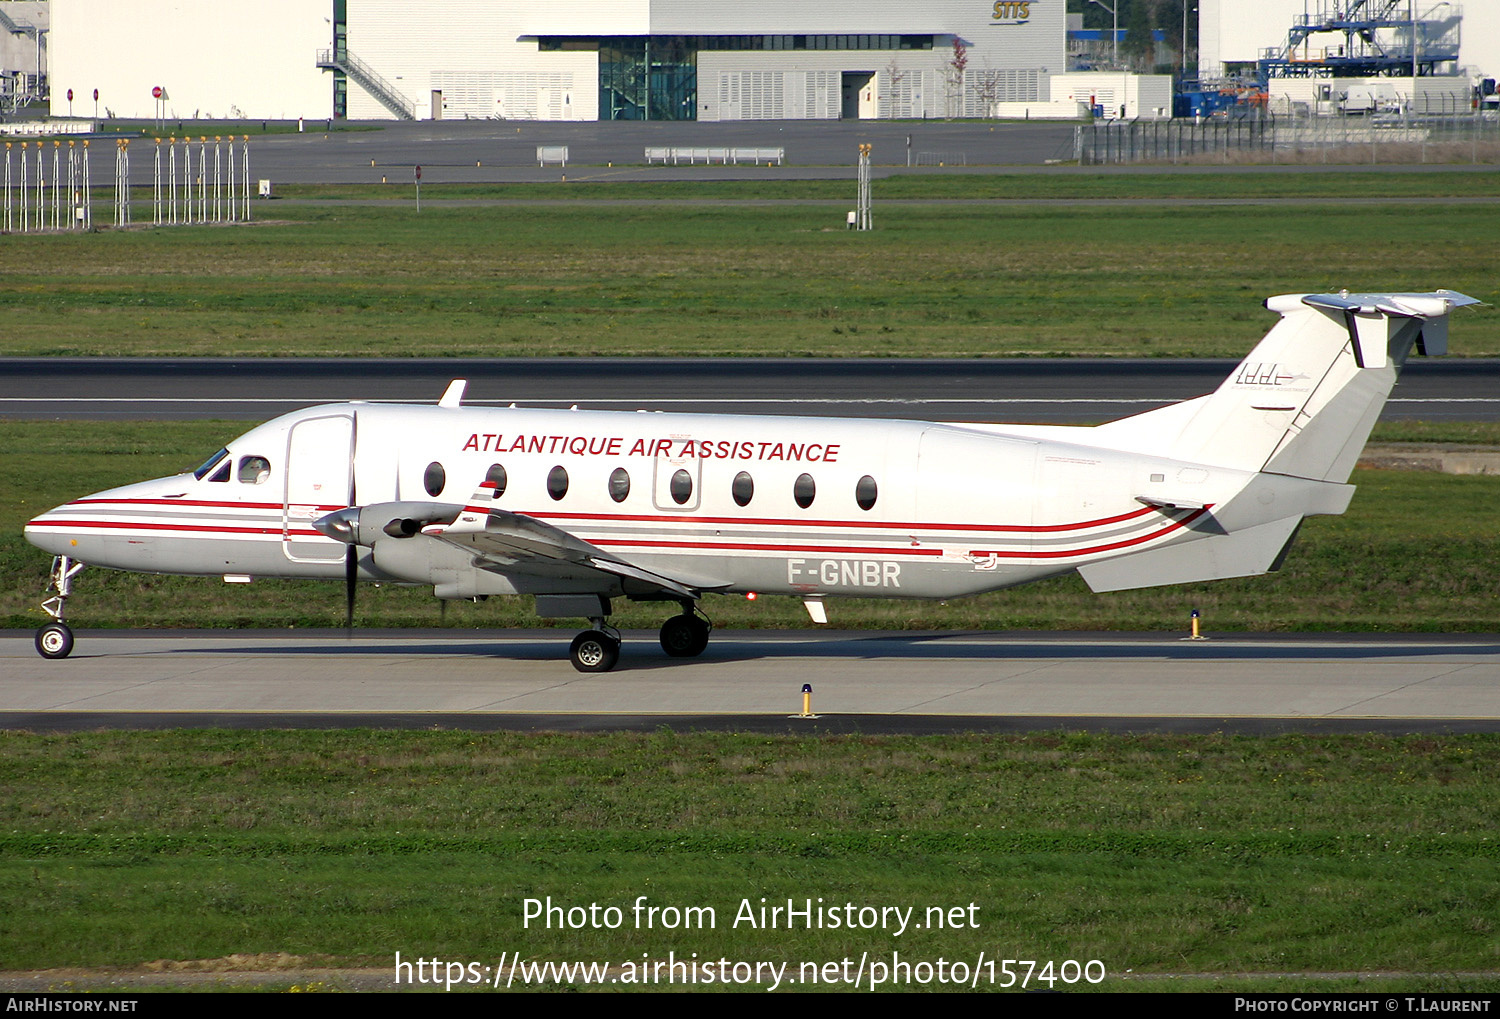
[439,380,467,408]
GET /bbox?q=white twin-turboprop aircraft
[25,291,1476,671]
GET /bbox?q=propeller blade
[345,545,357,637]
[345,462,357,638]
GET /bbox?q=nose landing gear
[35,556,85,660]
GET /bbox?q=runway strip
[4,630,1497,733]
[5,357,1497,422]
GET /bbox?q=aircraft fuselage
[25,403,1234,601]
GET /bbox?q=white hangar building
[49,0,1066,122]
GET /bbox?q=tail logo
[1234,362,1309,388]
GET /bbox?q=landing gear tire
[659,614,710,658]
[36,622,74,660]
[570,630,620,673]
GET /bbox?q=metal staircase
[0,8,39,39]
[1260,1,1462,78]
[316,47,415,120]
[1,7,45,113]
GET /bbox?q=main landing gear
[566,604,713,673]
[659,610,711,658]
[35,555,85,660]
[569,622,622,673]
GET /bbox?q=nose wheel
[35,556,84,660]
[36,622,75,660]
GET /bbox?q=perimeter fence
[1076,109,1500,166]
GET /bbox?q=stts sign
[991,1,1033,22]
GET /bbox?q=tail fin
[1101,290,1478,482]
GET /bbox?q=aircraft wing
[433,505,712,600]
[315,495,722,599]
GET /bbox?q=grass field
[1,730,1497,990]
[3,173,1497,359]
[3,419,1498,633]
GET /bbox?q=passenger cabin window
[794,473,816,509]
[609,467,630,503]
[238,456,271,485]
[670,469,693,506]
[424,462,446,497]
[193,448,230,481]
[485,464,507,499]
[855,475,878,511]
[548,465,569,501]
[732,471,754,507]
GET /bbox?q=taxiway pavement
[4,630,1497,733]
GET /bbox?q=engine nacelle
[313,502,463,547]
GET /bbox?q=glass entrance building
[564,34,941,121]
[595,37,695,121]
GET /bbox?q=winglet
[439,379,467,408]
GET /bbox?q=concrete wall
[1049,72,1173,119]
[49,0,332,120]
[347,0,603,120]
[1198,0,1302,78]
[695,48,1048,122]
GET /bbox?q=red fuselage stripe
[27,519,322,537]
[967,508,1207,559]
[66,497,1161,537]
[458,504,1159,535]
[69,498,343,512]
[593,539,944,556]
[35,504,1204,559]
[597,511,1200,560]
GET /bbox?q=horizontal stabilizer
[1283,289,1480,369]
[1297,290,1481,320]
[1078,515,1303,593]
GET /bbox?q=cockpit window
[207,459,231,483]
[238,456,271,485]
[193,448,230,480]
